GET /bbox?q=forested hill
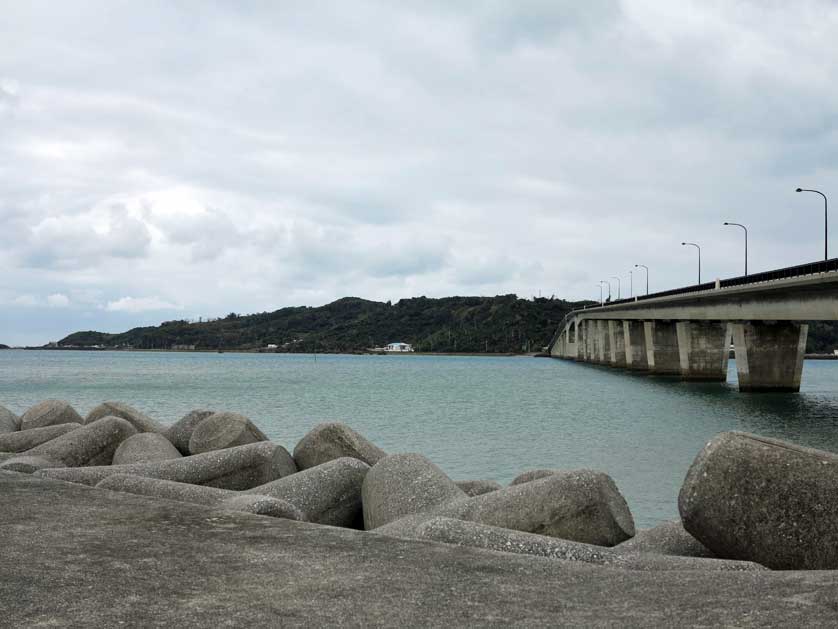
[58,295,590,353]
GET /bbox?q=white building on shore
[384,342,414,352]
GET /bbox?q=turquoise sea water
[2,349,838,528]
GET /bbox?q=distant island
[0,344,9,350]
[56,295,589,354]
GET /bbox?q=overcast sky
[2,1,837,345]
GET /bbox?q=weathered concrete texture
[362,453,468,529]
[164,409,215,455]
[217,495,305,520]
[6,471,837,628]
[609,320,626,366]
[0,404,19,433]
[19,399,83,431]
[85,401,165,434]
[509,469,558,486]
[615,519,716,559]
[455,479,502,496]
[35,442,291,490]
[732,321,808,392]
[293,422,386,470]
[624,320,649,370]
[188,411,269,454]
[676,321,729,381]
[0,417,137,471]
[112,433,183,465]
[680,431,838,570]
[0,455,60,473]
[645,321,680,375]
[0,423,79,452]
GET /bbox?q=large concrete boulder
[0,423,80,453]
[247,457,370,528]
[112,433,183,465]
[293,422,386,470]
[217,495,305,520]
[1,455,60,473]
[164,409,215,455]
[679,431,838,570]
[362,454,468,530]
[37,442,292,490]
[85,401,165,434]
[456,480,502,497]
[616,520,716,559]
[0,404,19,433]
[0,417,137,472]
[510,469,559,486]
[188,412,268,455]
[19,400,83,431]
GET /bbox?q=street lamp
[723,222,748,276]
[796,188,828,260]
[682,242,701,284]
[634,264,649,295]
[600,280,611,301]
[628,269,633,298]
[610,276,621,300]
[597,284,603,305]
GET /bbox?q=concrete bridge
[548,258,838,392]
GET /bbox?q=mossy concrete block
[679,431,838,570]
[164,409,215,455]
[362,453,468,530]
[0,423,80,453]
[112,433,183,465]
[19,400,83,431]
[456,480,502,497]
[509,469,559,486]
[85,401,165,434]
[293,422,386,470]
[188,412,268,454]
[0,404,19,433]
[616,520,716,559]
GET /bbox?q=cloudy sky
[2,1,837,345]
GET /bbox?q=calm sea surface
[2,349,838,528]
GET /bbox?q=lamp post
[597,284,603,305]
[610,276,621,300]
[634,264,649,295]
[723,222,748,276]
[796,188,828,260]
[601,280,611,302]
[628,269,633,297]
[682,242,701,284]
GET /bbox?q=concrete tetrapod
[0,424,81,453]
[164,409,215,455]
[19,400,83,431]
[679,431,838,570]
[615,520,716,559]
[456,480,502,497]
[85,401,165,434]
[112,433,183,465]
[35,441,293,490]
[293,422,386,470]
[0,404,19,433]
[509,469,559,486]
[0,416,137,472]
[188,412,269,455]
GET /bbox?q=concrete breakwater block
[19,400,83,431]
[455,480,502,497]
[0,404,19,433]
[36,441,293,490]
[615,520,716,559]
[0,423,80,453]
[164,409,215,455]
[188,412,268,455]
[0,417,137,472]
[1,455,62,473]
[217,495,305,519]
[293,422,386,470]
[362,454,469,530]
[510,469,559,486]
[112,433,183,465]
[679,431,838,570]
[85,401,165,434]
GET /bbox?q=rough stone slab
[164,409,215,455]
[35,442,291,490]
[188,411,269,455]
[616,520,716,559]
[85,401,165,434]
[112,433,182,465]
[509,469,558,486]
[680,431,838,570]
[456,480,502,497]
[0,404,19,433]
[0,423,80,453]
[3,471,838,627]
[293,422,386,470]
[19,400,83,431]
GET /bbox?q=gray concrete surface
[3,471,838,627]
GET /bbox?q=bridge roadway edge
[3,470,838,626]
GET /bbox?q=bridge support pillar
[583,320,594,362]
[675,321,729,381]
[624,321,648,370]
[732,322,808,392]
[597,321,611,365]
[608,321,626,366]
[644,321,680,375]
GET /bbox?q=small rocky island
[2,400,838,625]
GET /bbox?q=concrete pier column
[675,321,729,381]
[731,322,808,392]
[608,321,626,367]
[597,321,611,364]
[584,320,594,362]
[644,321,680,375]
[624,321,649,370]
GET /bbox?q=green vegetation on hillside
[58,295,589,353]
